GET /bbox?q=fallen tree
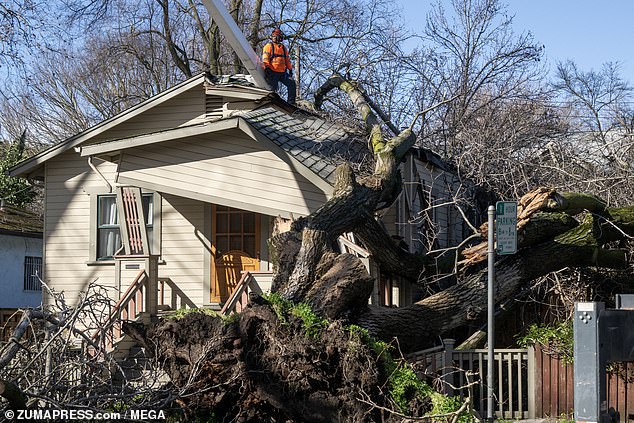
[5,74,634,421]
[262,74,634,351]
[120,74,634,420]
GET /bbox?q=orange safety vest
[262,42,292,73]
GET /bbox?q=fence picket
[403,343,634,419]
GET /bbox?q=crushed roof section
[240,107,372,184]
[0,205,43,236]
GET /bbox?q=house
[0,199,43,340]
[9,73,468,343]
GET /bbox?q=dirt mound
[126,301,429,422]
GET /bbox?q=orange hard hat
[271,28,283,38]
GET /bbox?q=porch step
[114,345,170,386]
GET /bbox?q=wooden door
[211,205,261,303]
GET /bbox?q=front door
[210,205,261,303]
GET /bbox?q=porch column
[145,255,159,316]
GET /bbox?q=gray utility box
[574,296,634,423]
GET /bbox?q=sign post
[487,201,517,422]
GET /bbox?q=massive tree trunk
[267,75,634,352]
[114,75,634,421]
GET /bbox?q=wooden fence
[410,341,634,421]
[533,343,574,418]
[408,339,534,419]
[534,343,634,421]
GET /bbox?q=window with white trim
[96,193,154,260]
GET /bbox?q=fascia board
[79,118,240,157]
[9,73,207,177]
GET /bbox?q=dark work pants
[265,70,297,104]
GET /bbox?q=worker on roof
[262,28,297,105]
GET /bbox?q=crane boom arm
[200,0,269,89]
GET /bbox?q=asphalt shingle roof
[0,205,43,235]
[241,107,372,184]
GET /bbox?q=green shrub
[516,320,573,362]
[165,307,219,320]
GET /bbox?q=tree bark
[355,212,630,351]
[272,74,634,353]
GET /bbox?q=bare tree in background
[549,60,634,205]
[0,0,402,147]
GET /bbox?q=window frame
[96,194,121,260]
[24,256,43,291]
[88,190,161,264]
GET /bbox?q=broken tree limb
[356,215,631,351]
[275,72,424,302]
[283,73,634,352]
[0,309,102,373]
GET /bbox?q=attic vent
[206,95,223,119]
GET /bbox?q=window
[96,193,154,260]
[24,256,42,291]
[97,195,121,260]
[213,205,259,258]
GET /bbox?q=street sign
[496,201,517,255]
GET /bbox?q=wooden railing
[158,277,196,310]
[92,269,149,350]
[220,271,272,315]
[337,234,370,258]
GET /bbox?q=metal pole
[487,205,495,422]
[295,44,301,101]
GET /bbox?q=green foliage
[165,307,220,320]
[106,393,148,413]
[429,392,472,423]
[346,324,471,420]
[263,293,328,338]
[288,302,328,338]
[556,412,575,423]
[388,362,431,413]
[264,292,292,323]
[0,132,36,208]
[516,320,574,362]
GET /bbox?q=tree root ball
[125,302,426,422]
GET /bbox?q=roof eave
[9,73,209,177]
[79,118,240,157]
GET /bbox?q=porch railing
[91,269,149,351]
[220,271,273,315]
[158,277,197,311]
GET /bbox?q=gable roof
[10,73,211,178]
[12,72,454,190]
[10,72,372,186]
[78,104,372,190]
[239,107,371,184]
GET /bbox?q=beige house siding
[87,86,207,144]
[160,195,206,307]
[44,151,118,305]
[117,129,329,218]
[43,153,210,308]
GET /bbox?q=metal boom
[200,0,269,89]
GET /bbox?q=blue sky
[399,0,634,83]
